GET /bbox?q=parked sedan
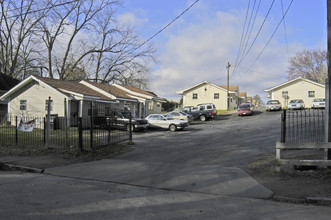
[311,98,325,109]
[266,100,282,111]
[288,99,305,110]
[237,103,253,116]
[145,114,189,131]
[167,111,193,123]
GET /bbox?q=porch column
[79,100,83,117]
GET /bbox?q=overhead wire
[238,0,261,70]
[135,0,200,51]
[233,0,251,72]
[233,0,276,76]
[281,0,289,58]
[242,0,294,76]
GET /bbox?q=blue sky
[116,0,327,101]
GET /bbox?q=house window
[192,93,198,99]
[282,91,288,98]
[214,93,219,99]
[308,91,315,98]
[20,100,27,110]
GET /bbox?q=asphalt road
[2,110,331,219]
[117,110,282,167]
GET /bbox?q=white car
[145,114,189,131]
[288,99,305,110]
[311,98,325,109]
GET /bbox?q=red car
[237,103,253,116]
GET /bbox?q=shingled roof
[35,77,114,101]
[81,81,136,100]
[219,85,239,92]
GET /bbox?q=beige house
[264,77,325,108]
[80,81,165,118]
[176,81,243,110]
[0,76,164,125]
[0,76,117,125]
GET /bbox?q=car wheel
[199,115,206,121]
[126,124,135,132]
[169,124,177,132]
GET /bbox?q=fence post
[15,116,18,145]
[78,117,83,153]
[43,117,46,144]
[46,96,51,148]
[90,101,94,149]
[281,109,286,143]
[129,111,132,142]
[64,98,69,147]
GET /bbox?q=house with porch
[0,76,117,126]
[264,77,325,108]
[176,81,244,110]
[80,81,165,118]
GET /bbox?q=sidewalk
[0,155,272,199]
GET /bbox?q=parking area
[116,111,282,168]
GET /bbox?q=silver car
[288,99,305,110]
[167,111,194,123]
[311,98,325,109]
[266,100,282,111]
[145,114,189,132]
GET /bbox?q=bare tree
[1,0,156,89]
[287,49,327,84]
[0,0,49,78]
[86,12,156,88]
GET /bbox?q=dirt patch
[244,154,331,199]
[0,143,135,169]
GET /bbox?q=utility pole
[226,62,231,111]
[326,0,331,159]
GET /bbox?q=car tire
[169,124,177,132]
[199,115,206,121]
[126,124,135,132]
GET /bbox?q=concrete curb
[273,195,331,207]
[0,162,44,173]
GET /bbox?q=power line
[136,0,200,51]
[233,0,276,75]
[281,0,289,58]
[243,0,294,76]
[234,0,251,73]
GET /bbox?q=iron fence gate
[281,109,325,143]
[0,113,132,152]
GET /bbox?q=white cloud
[117,13,148,27]
[150,9,302,101]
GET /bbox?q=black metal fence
[0,113,131,152]
[281,109,325,143]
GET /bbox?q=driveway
[116,111,281,167]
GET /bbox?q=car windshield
[314,98,325,102]
[290,100,303,103]
[267,100,280,104]
[163,114,174,120]
[239,104,250,109]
